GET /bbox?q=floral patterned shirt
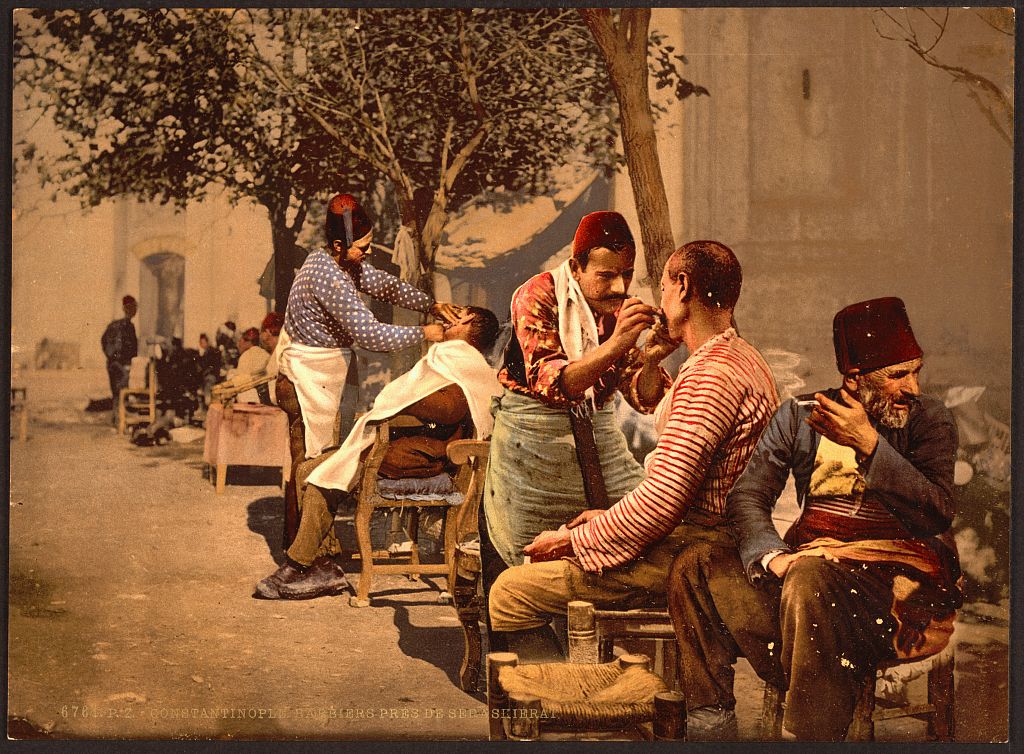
[498,271,668,411]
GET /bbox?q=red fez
[122,295,137,307]
[832,297,923,374]
[261,311,284,335]
[326,193,372,247]
[572,211,635,258]
[241,327,260,343]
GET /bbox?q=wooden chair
[567,600,678,690]
[118,357,157,434]
[349,419,488,608]
[762,644,956,741]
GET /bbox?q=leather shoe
[686,706,738,741]
[253,561,306,599]
[278,557,350,600]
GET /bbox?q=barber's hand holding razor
[610,298,658,352]
[430,301,467,325]
[643,308,682,364]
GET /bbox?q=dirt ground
[6,368,1010,741]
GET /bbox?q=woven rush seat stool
[762,642,956,741]
[486,652,685,741]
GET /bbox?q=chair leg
[927,654,955,741]
[567,601,599,664]
[453,549,483,692]
[215,464,227,494]
[760,683,784,740]
[406,508,421,580]
[118,393,127,435]
[847,674,876,741]
[351,497,374,607]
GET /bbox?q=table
[203,402,290,494]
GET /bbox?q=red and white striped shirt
[570,328,779,572]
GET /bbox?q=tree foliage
[233,7,619,291]
[13,8,370,304]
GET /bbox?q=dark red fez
[241,327,260,343]
[122,295,136,307]
[326,194,372,247]
[832,297,923,374]
[572,211,635,258]
[261,311,284,335]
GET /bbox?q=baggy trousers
[276,373,342,563]
[666,538,900,741]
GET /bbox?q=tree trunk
[580,9,677,297]
[271,223,299,312]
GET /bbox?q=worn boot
[686,706,738,741]
[278,556,350,600]
[253,560,308,599]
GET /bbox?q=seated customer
[486,241,778,660]
[254,307,501,600]
[666,297,961,740]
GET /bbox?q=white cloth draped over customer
[307,340,501,491]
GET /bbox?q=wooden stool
[486,652,682,741]
[761,645,956,741]
[567,600,678,690]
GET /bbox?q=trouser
[666,538,900,741]
[107,361,129,424]
[277,372,343,563]
[489,511,727,633]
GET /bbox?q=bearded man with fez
[667,297,962,740]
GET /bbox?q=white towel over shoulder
[307,339,502,491]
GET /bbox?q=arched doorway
[139,252,185,342]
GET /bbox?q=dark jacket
[727,388,960,585]
[101,318,138,366]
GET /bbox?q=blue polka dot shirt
[284,249,433,352]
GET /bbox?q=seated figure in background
[254,307,501,601]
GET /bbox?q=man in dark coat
[101,295,138,425]
[666,297,961,741]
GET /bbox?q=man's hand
[642,319,682,365]
[805,389,879,459]
[423,323,445,342]
[566,509,604,529]
[523,526,573,562]
[609,298,658,352]
[430,301,467,325]
[766,549,840,579]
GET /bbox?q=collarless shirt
[284,249,433,351]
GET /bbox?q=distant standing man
[101,295,138,425]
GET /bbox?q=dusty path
[7,368,1010,741]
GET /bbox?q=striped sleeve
[570,364,747,571]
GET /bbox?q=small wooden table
[203,402,290,494]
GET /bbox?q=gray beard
[855,382,911,430]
